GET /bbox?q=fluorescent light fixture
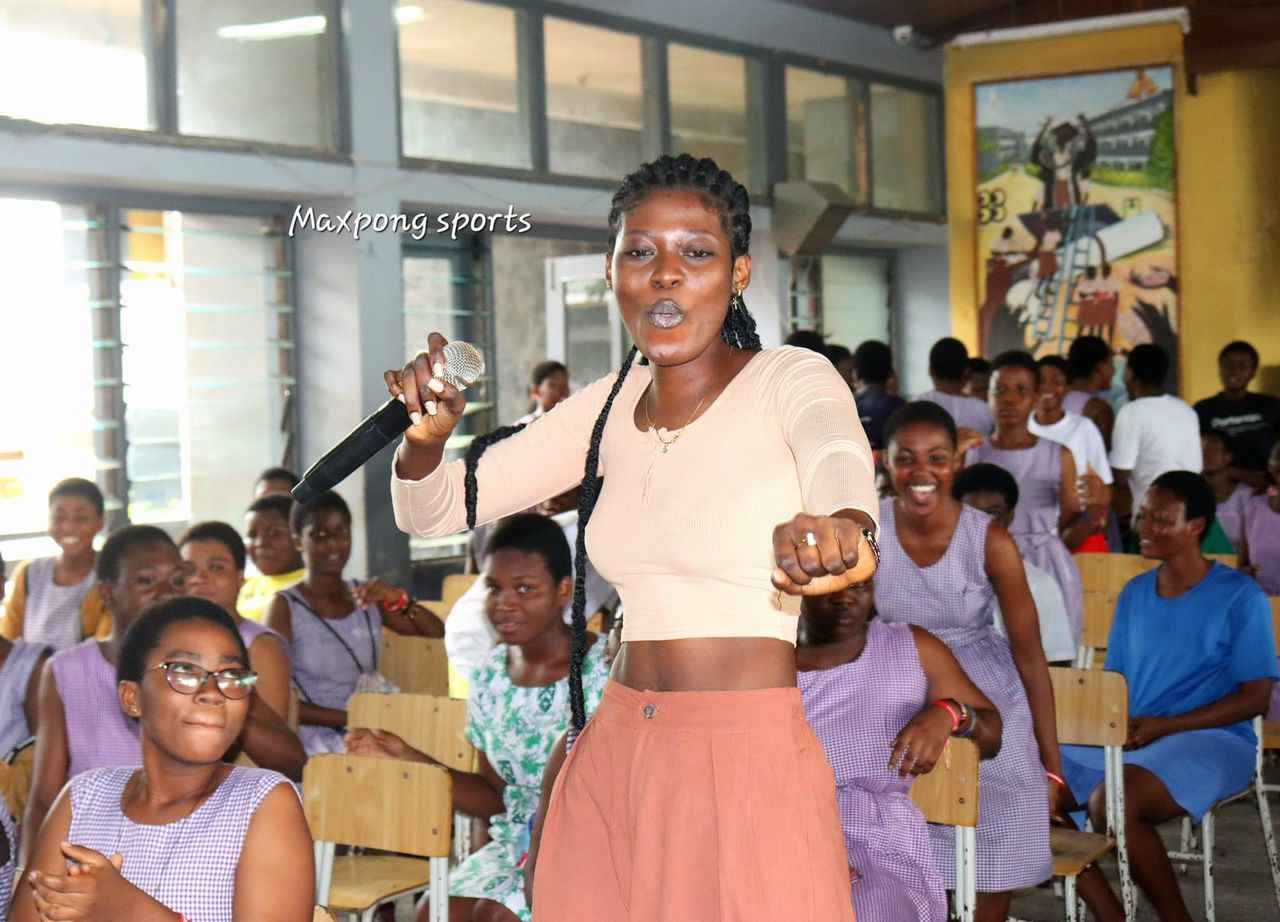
[951,7,1189,47]
[217,15,327,41]
[396,6,428,26]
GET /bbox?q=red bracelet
[1046,770,1068,790]
[383,588,410,613]
[932,699,963,733]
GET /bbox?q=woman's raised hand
[771,513,878,596]
[384,332,468,447]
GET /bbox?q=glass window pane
[0,0,151,130]
[785,67,867,204]
[121,211,293,525]
[0,200,96,550]
[668,45,751,188]
[399,0,528,167]
[176,0,338,149]
[545,18,643,179]
[821,253,891,349]
[871,85,943,214]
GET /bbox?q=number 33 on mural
[974,66,1178,369]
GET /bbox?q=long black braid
[463,154,760,740]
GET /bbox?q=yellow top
[237,569,305,623]
[392,347,877,645]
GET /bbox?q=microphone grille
[439,340,486,391]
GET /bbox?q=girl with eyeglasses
[20,525,188,866]
[13,597,314,922]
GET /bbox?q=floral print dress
[449,638,609,918]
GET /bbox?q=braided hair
[464,154,760,738]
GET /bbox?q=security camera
[892,24,914,46]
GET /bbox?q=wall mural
[974,66,1178,384]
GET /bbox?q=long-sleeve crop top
[391,346,878,645]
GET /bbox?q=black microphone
[291,341,485,505]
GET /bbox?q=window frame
[0,188,300,542]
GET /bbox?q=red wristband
[383,588,410,613]
[932,699,963,733]
[1046,770,1068,790]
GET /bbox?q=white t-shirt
[443,509,619,673]
[1029,412,1114,484]
[914,389,994,435]
[992,560,1077,662]
[1109,394,1203,516]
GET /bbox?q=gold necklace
[641,388,707,502]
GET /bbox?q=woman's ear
[556,576,574,609]
[118,680,142,720]
[732,254,753,293]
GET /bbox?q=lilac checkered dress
[874,500,1053,891]
[799,621,946,922]
[50,640,141,778]
[66,766,292,922]
[966,438,1084,645]
[1,794,15,910]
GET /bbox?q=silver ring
[803,531,819,547]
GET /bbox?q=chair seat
[1051,827,1113,876]
[327,854,432,911]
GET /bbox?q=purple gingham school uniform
[874,501,1053,892]
[799,620,947,922]
[50,640,141,778]
[66,766,293,922]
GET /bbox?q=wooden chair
[304,754,452,922]
[0,737,36,821]
[313,908,337,922]
[348,693,475,862]
[380,634,449,697]
[1075,590,1119,669]
[440,573,478,618]
[910,737,980,922]
[1048,667,1134,921]
[1074,554,1155,597]
[1204,552,1238,568]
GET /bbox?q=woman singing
[385,154,879,921]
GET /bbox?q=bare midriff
[612,636,796,691]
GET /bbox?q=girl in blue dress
[1061,470,1277,922]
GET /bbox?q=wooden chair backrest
[1075,554,1155,596]
[1049,667,1128,746]
[287,688,301,732]
[1080,590,1119,652]
[347,692,474,772]
[909,738,979,827]
[0,739,35,819]
[380,634,449,697]
[1271,598,1280,652]
[313,907,337,922]
[302,754,452,857]
[441,573,478,617]
[1205,553,1238,568]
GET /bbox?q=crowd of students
[2,318,1278,922]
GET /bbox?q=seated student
[237,494,307,623]
[796,580,1002,922]
[1060,471,1277,922]
[0,633,51,759]
[1240,441,1280,597]
[179,522,305,780]
[853,339,906,451]
[13,597,314,922]
[253,466,299,501]
[955,464,1078,665]
[915,337,995,436]
[2,478,110,651]
[963,357,991,400]
[1202,430,1253,550]
[21,525,186,865]
[345,514,609,922]
[965,351,1091,643]
[515,360,571,426]
[266,491,442,755]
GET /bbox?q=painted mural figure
[1029,114,1097,211]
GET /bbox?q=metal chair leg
[1202,810,1216,922]
[1259,778,1280,914]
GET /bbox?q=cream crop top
[391,346,878,645]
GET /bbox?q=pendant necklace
[640,388,707,502]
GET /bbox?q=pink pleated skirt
[532,680,856,921]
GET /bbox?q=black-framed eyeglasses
[149,661,258,700]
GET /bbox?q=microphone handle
[291,398,411,505]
